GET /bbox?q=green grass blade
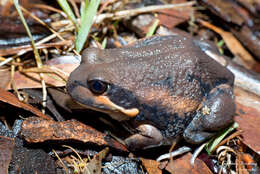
[205,122,239,154]
[57,0,79,31]
[146,19,160,37]
[13,0,42,67]
[75,0,101,52]
[101,37,107,49]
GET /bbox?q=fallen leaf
[165,153,212,174]
[0,88,50,120]
[200,0,245,25]
[198,19,256,69]
[236,0,260,16]
[0,136,14,174]
[6,63,79,89]
[0,67,10,89]
[235,103,260,153]
[158,2,191,29]
[235,87,260,113]
[86,147,109,174]
[141,158,162,174]
[234,87,260,153]
[21,117,128,152]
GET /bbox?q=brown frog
[67,35,235,150]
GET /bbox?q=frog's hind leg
[183,84,235,144]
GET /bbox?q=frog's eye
[87,80,108,95]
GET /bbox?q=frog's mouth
[68,84,139,121]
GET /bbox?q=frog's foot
[125,124,164,150]
[183,84,235,144]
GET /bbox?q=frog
[67,35,236,150]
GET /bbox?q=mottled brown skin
[67,35,236,150]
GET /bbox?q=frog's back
[140,36,231,82]
[110,35,234,95]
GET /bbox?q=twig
[68,0,80,19]
[205,50,260,96]
[10,59,23,101]
[21,66,69,82]
[95,1,196,23]
[20,5,79,56]
[98,0,117,14]
[20,6,66,42]
[0,57,13,67]
[29,4,66,17]
[0,40,72,57]
[190,143,207,166]
[53,149,69,174]
[156,146,191,161]
[211,130,243,153]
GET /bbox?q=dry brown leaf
[234,87,260,153]
[0,136,14,174]
[158,0,192,29]
[0,67,10,89]
[141,158,162,174]
[0,88,50,120]
[198,19,256,69]
[86,147,109,174]
[21,117,128,152]
[6,64,79,89]
[165,153,212,174]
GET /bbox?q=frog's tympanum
[67,35,235,150]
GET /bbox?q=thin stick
[69,0,80,19]
[95,1,196,23]
[29,4,66,17]
[20,6,66,42]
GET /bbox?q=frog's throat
[76,95,139,120]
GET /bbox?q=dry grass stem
[95,1,196,23]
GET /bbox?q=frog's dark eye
[87,80,108,95]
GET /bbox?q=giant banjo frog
[67,35,235,150]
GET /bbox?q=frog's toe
[183,123,215,144]
[125,124,163,150]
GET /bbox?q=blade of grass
[13,0,41,67]
[13,0,47,112]
[217,39,225,55]
[76,0,101,52]
[146,19,160,37]
[101,37,107,49]
[57,0,79,31]
[205,122,239,154]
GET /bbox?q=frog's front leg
[125,124,164,150]
[183,84,235,144]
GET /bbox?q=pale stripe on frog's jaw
[72,85,139,121]
[94,95,139,119]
